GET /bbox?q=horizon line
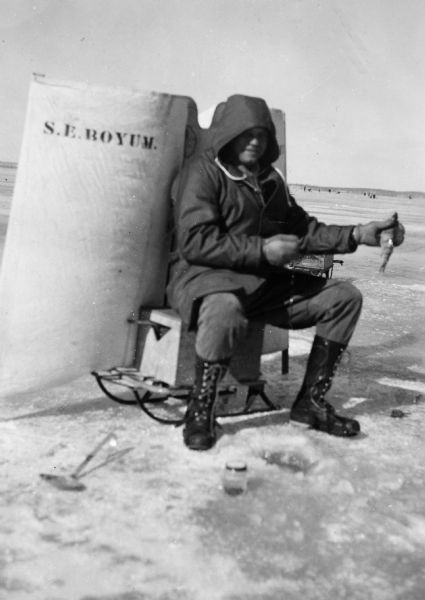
[0,160,423,196]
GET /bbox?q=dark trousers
[195,273,363,362]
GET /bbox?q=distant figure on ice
[167,94,405,451]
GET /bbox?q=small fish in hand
[379,230,394,273]
[378,213,405,273]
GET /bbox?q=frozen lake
[1,180,425,599]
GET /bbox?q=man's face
[229,127,269,167]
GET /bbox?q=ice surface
[0,188,425,598]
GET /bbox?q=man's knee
[339,281,363,315]
[195,293,248,361]
[315,281,363,345]
[327,281,363,330]
[197,293,248,331]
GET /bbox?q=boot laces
[311,346,345,413]
[311,375,335,414]
[189,364,222,424]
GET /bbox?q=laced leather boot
[183,356,228,451]
[290,335,360,437]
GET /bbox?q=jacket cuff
[348,226,359,252]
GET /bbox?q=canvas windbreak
[0,77,196,396]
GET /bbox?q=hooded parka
[167,94,356,328]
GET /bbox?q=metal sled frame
[92,366,279,426]
[91,306,281,425]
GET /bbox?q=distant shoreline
[1,160,424,199]
[290,183,425,200]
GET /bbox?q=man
[167,94,404,451]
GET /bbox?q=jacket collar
[214,157,245,180]
[214,156,273,182]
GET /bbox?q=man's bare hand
[353,212,405,247]
[262,234,300,267]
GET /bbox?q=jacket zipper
[241,179,267,234]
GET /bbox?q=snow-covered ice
[0,187,425,599]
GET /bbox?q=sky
[0,0,424,191]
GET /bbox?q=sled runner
[92,307,288,425]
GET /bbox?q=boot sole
[183,435,216,451]
[290,416,360,437]
[185,443,215,451]
[289,417,311,430]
